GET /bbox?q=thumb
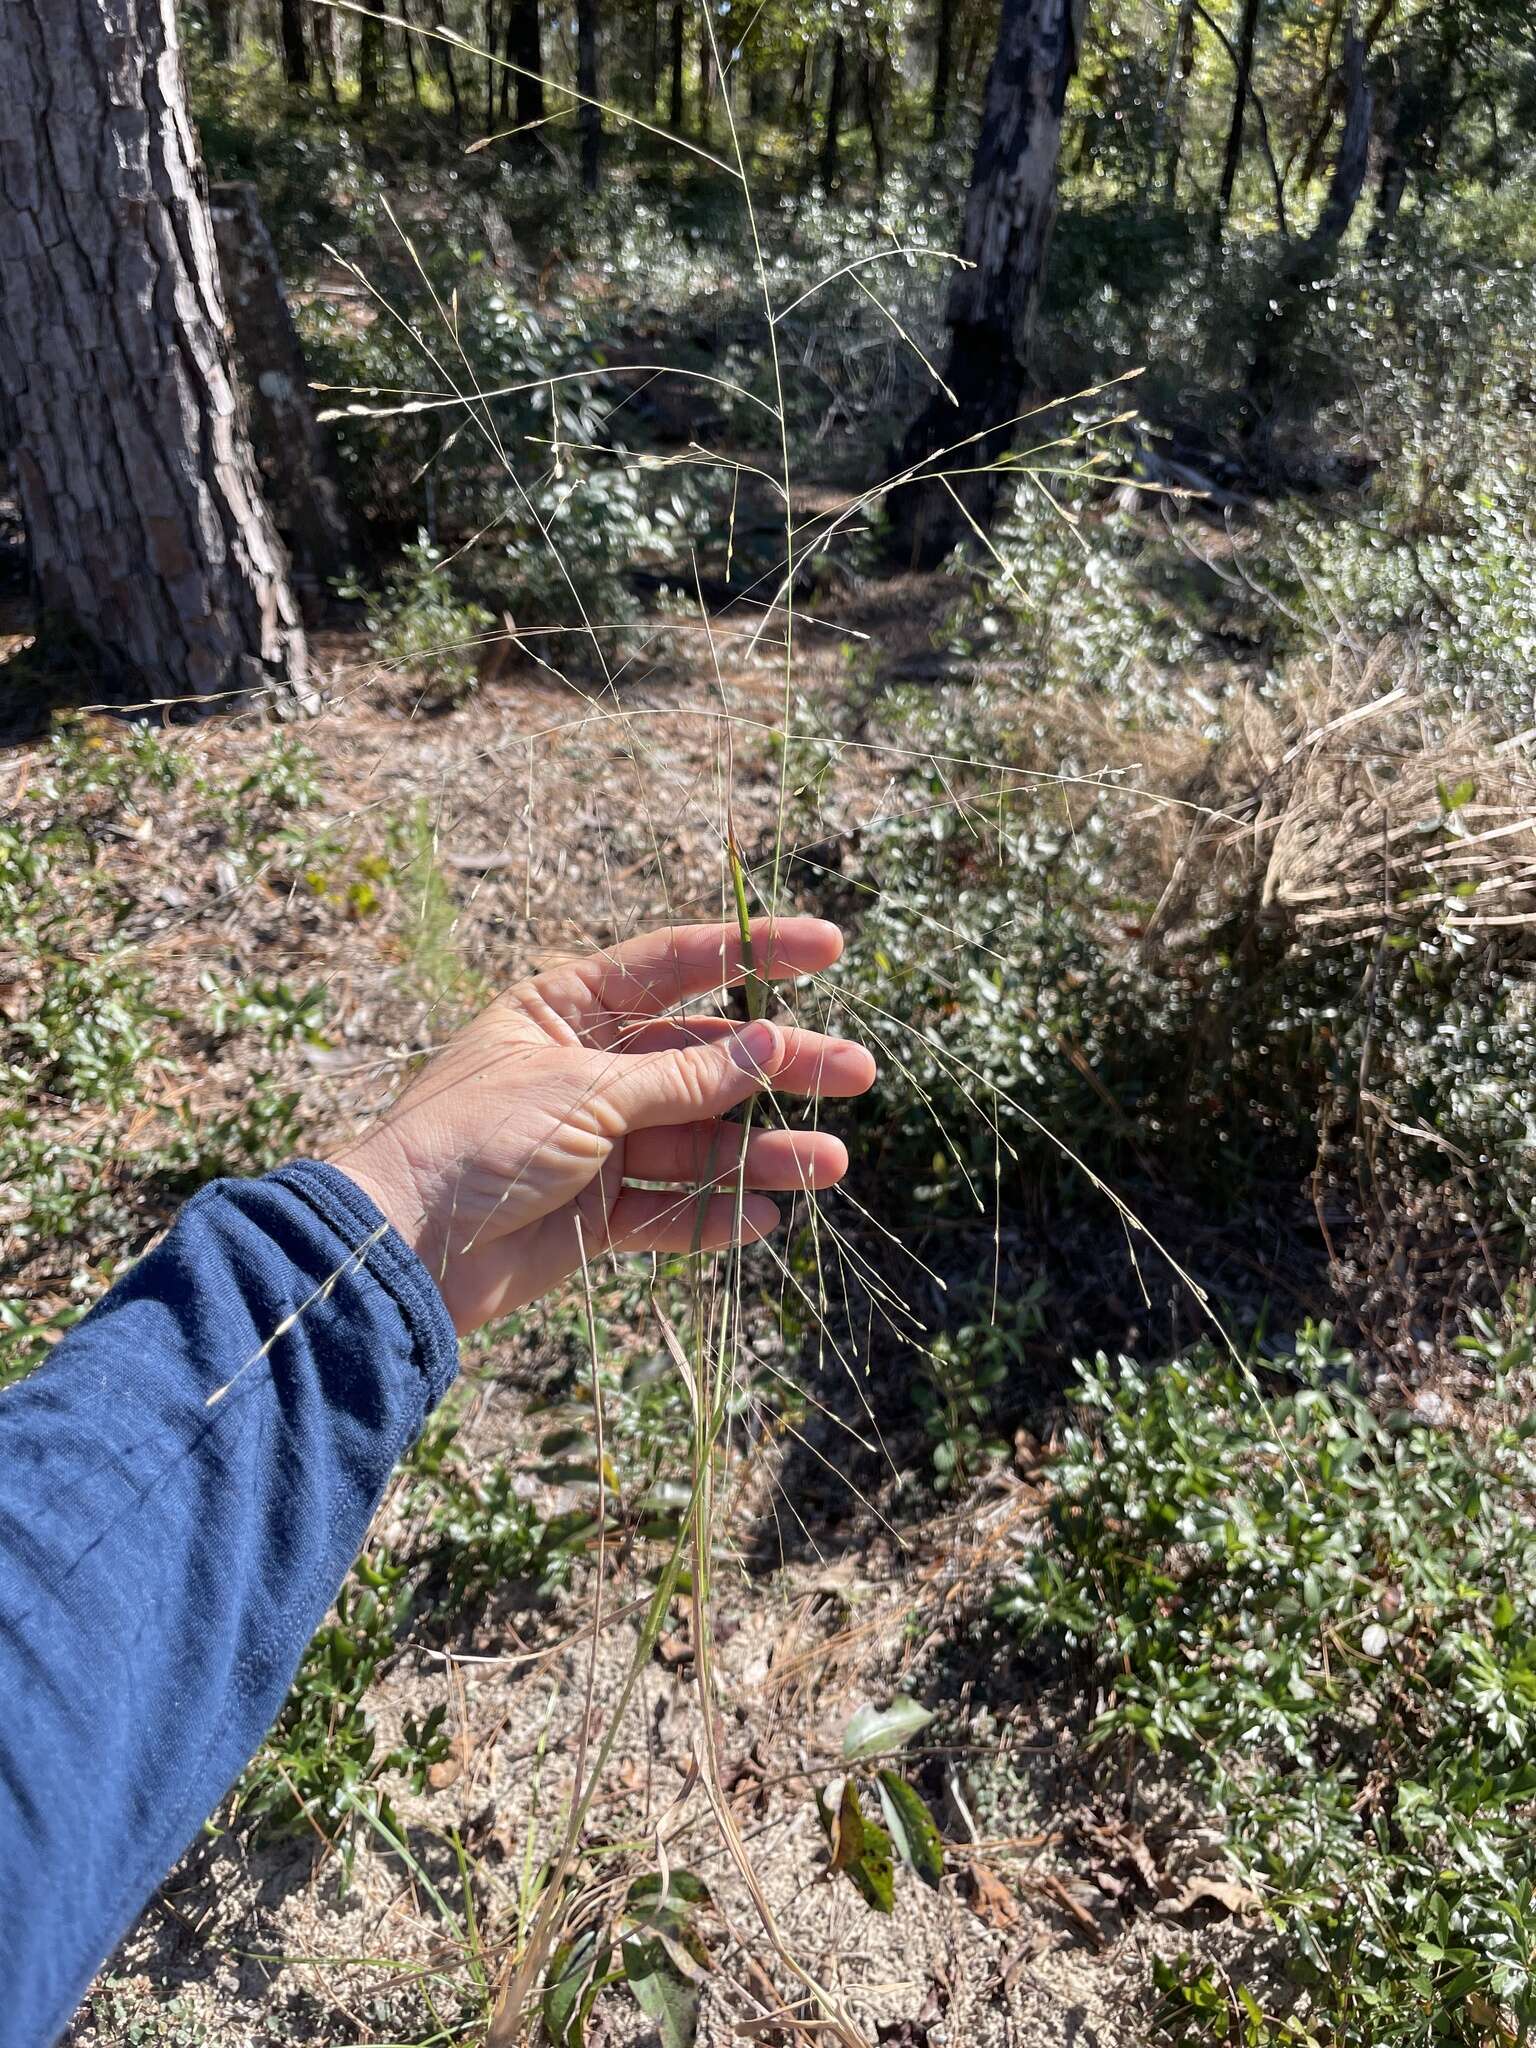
[599,1019,783,1134]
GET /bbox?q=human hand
[330,918,874,1335]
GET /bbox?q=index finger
[532,918,844,1041]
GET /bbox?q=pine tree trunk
[931,0,956,139]
[1215,0,1261,230]
[0,0,307,707]
[864,44,888,184]
[577,0,601,187]
[506,0,545,125]
[890,0,1081,566]
[430,0,465,129]
[207,0,232,61]
[820,33,847,189]
[698,19,715,141]
[279,0,310,84]
[209,182,354,596]
[358,11,384,108]
[669,0,685,130]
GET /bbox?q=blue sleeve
[0,1160,459,2045]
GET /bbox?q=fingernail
[729,1019,780,1076]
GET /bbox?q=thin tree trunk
[506,0,545,125]
[820,33,847,190]
[698,19,715,140]
[668,0,685,129]
[484,0,497,129]
[279,0,310,84]
[648,0,660,112]
[0,0,307,705]
[1145,0,1195,208]
[577,0,601,188]
[312,6,339,100]
[864,43,889,184]
[931,0,956,139]
[1366,72,1406,249]
[1162,0,1197,200]
[398,0,423,102]
[430,0,465,128]
[358,10,384,107]
[207,0,232,61]
[1249,25,1372,427]
[890,0,1082,567]
[1215,0,1261,231]
[209,182,355,595]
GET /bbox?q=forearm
[0,1161,458,2044]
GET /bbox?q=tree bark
[864,43,888,185]
[820,32,847,190]
[1214,0,1260,231]
[504,0,545,126]
[889,0,1082,567]
[209,182,354,597]
[312,5,339,100]
[278,0,310,84]
[577,0,601,187]
[358,10,384,107]
[207,0,233,61]
[668,0,685,129]
[430,0,465,128]
[1145,0,1195,207]
[931,0,956,140]
[698,18,715,141]
[0,0,307,708]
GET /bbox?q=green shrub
[339,535,494,704]
[1000,1325,1536,2044]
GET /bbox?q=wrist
[327,1129,430,1270]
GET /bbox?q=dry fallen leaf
[1154,1875,1261,1918]
[961,1860,1020,1931]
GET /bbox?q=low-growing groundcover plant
[999,1321,1536,2045]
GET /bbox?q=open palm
[332,918,875,1333]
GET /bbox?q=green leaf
[817,1776,897,1912]
[876,1770,945,1888]
[621,1934,701,2047]
[627,1869,713,1910]
[841,1698,934,1762]
[542,1930,608,2048]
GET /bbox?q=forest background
[3,0,1536,2040]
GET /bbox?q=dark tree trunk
[358,10,384,107]
[577,0,601,188]
[506,0,545,125]
[429,0,465,128]
[931,0,956,139]
[0,0,307,706]
[820,33,847,189]
[864,44,889,183]
[648,0,660,111]
[279,0,310,84]
[398,2,422,102]
[668,0,685,129]
[1215,0,1260,229]
[207,0,232,60]
[890,0,1081,567]
[1367,73,1407,250]
[209,182,354,597]
[1248,27,1372,425]
[1163,0,1197,200]
[1146,0,1195,206]
[311,6,339,100]
[484,0,497,129]
[698,20,715,140]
